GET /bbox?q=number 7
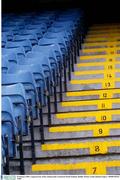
[93,167,97,174]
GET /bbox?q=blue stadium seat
[5,40,32,53]
[2,72,38,120]
[2,95,25,174]
[2,47,25,64]
[19,29,43,39]
[38,38,69,91]
[2,26,20,35]
[2,72,38,164]
[9,64,47,107]
[2,34,7,48]
[32,44,63,75]
[2,53,18,69]
[2,59,9,73]
[20,53,57,121]
[2,96,18,157]
[25,23,47,34]
[2,84,29,136]
[2,31,14,41]
[14,34,38,46]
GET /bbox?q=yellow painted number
[103,93,107,98]
[101,115,107,121]
[93,167,97,174]
[101,103,106,109]
[95,146,100,152]
[105,82,111,88]
[108,65,113,69]
[109,58,113,62]
[107,74,112,78]
[99,129,103,134]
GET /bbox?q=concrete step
[53,109,120,125]
[49,122,120,137]
[31,155,120,175]
[67,82,120,91]
[9,154,120,175]
[42,99,120,113]
[41,137,120,153]
[57,99,120,112]
[23,122,120,142]
[65,89,120,100]
[19,137,120,159]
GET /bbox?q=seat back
[5,40,32,53]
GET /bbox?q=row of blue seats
[2,12,56,47]
[2,9,84,175]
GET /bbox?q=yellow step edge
[85,37,120,42]
[77,61,120,67]
[88,32,120,35]
[90,24,120,27]
[66,89,120,99]
[71,79,103,84]
[41,140,120,153]
[88,30,120,32]
[74,69,120,76]
[61,99,120,110]
[88,28,120,31]
[49,123,120,137]
[80,54,120,60]
[70,78,120,85]
[56,109,120,122]
[85,38,120,43]
[89,28,120,31]
[70,79,120,89]
[81,47,120,53]
[86,36,120,39]
[90,25,120,28]
[87,33,120,38]
[32,160,120,174]
[83,42,120,47]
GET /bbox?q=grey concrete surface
[9,155,120,175]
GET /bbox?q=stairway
[10,23,120,175]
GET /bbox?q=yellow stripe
[88,30,120,34]
[87,33,120,38]
[74,69,120,76]
[70,79,120,89]
[66,89,120,99]
[90,28,120,30]
[80,54,120,60]
[83,42,120,47]
[70,78,120,85]
[90,24,120,27]
[70,79,102,84]
[77,61,120,67]
[88,31,120,35]
[81,47,120,53]
[32,160,120,174]
[61,99,120,110]
[56,109,120,122]
[41,141,120,154]
[85,37,120,42]
[49,123,120,137]
[89,27,120,31]
[71,79,102,84]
